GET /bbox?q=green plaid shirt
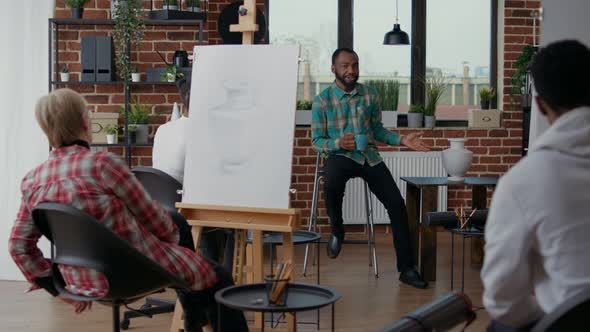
[311,82,401,166]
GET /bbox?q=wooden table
[401,176,498,282]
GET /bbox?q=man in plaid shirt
[312,48,430,289]
[8,89,247,332]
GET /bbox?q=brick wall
[53,0,540,232]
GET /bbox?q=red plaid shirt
[9,144,217,297]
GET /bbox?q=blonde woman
[9,89,247,332]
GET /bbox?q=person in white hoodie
[482,39,590,332]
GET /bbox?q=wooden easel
[170,3,299,331]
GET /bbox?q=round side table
[215,282,340,332]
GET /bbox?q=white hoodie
[482,107,590,327]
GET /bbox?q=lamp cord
[395,0,399,23]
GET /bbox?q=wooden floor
[0,232,490,332]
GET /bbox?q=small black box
[81,36,96,82]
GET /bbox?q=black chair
[122,167,185,329]
[31,203,188,332]
[131,166,182,210]
[531,289,590,332]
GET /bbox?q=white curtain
[0,1,55,280]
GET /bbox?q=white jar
[441,138,473,181]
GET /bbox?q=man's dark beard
[335,72,358,90]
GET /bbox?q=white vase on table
[441,138,473,181]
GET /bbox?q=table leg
[471,185,486,266]
[253,231,264,329]
[405,184,420,267]
[282,232,296,332]
[451,232,455,292]
[420,187,438,281]
[332,303,335,332]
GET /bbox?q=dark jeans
[324,155,414,272]
[176,261,248,332]
[200,229,235,272]
[487,320,537,332]
[172,214,248,332]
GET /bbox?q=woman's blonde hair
[35,88,88,148]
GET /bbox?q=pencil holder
[265,274,290,306]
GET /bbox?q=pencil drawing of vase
[441,138,473,181]
[209,80,259,174]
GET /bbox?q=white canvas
[183,45,299,209]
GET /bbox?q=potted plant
[127,124,138,144]
[157,51,184,82]
[423,75,447,128]
[163,0,178,10]
[131,66,141,82]
[365,79,400,127]
[295,100,313,125]
[187,0,201,12]
[407,104,424,128]
[60,65,70,82]
[113,0,145,83]
[479,87,496,110]
[126,99,151,143]
[105,124,118,144]
[65,0,90,19]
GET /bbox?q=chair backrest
[32,203,188,302]
[132,167,182,210]
[531,288,590,332]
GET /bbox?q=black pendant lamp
[383,0,410,45]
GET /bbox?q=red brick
[503,139,522,147]
[470,147,488,154]
[489,129,508,137]
[167,32,196,40]
[480,138,502,147]
[466,130,488,137]
[505,1,525,8]
[488,165,509,172]
[509,129,524,137]
[480,156,501,164]
[443,130,466,138]
[488,147,510,154]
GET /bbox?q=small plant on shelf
[60,65,70,82]
[105,124,118,144]
[163,0,179,10]
[479,87,496,110]
[157,50,185,82]
[187,0,201,12]
[65,0,91,19]
[131,66,141,82]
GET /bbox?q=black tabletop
[400,176,499,187]
[215,283,340,313]
[246,230,321,245]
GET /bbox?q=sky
[269,0,491,78]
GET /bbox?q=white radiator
[343,152,447,224]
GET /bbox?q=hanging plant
[113,0,145,82]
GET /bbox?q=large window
[269,0,338,101]
[426,0,491,119]
[268,0,496,121]
[354,0,412,112]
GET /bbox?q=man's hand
[401,132,431,152]
[58,295,93,314]
[340,132,356,150]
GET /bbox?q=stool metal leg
[364,182,378,278]
[303,155,322,276]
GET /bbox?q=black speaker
[81,36,96,81]
[96,36,114,82]
[81,36,114,82]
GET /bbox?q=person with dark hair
[312,48,430,289]
[482,40,590,332]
